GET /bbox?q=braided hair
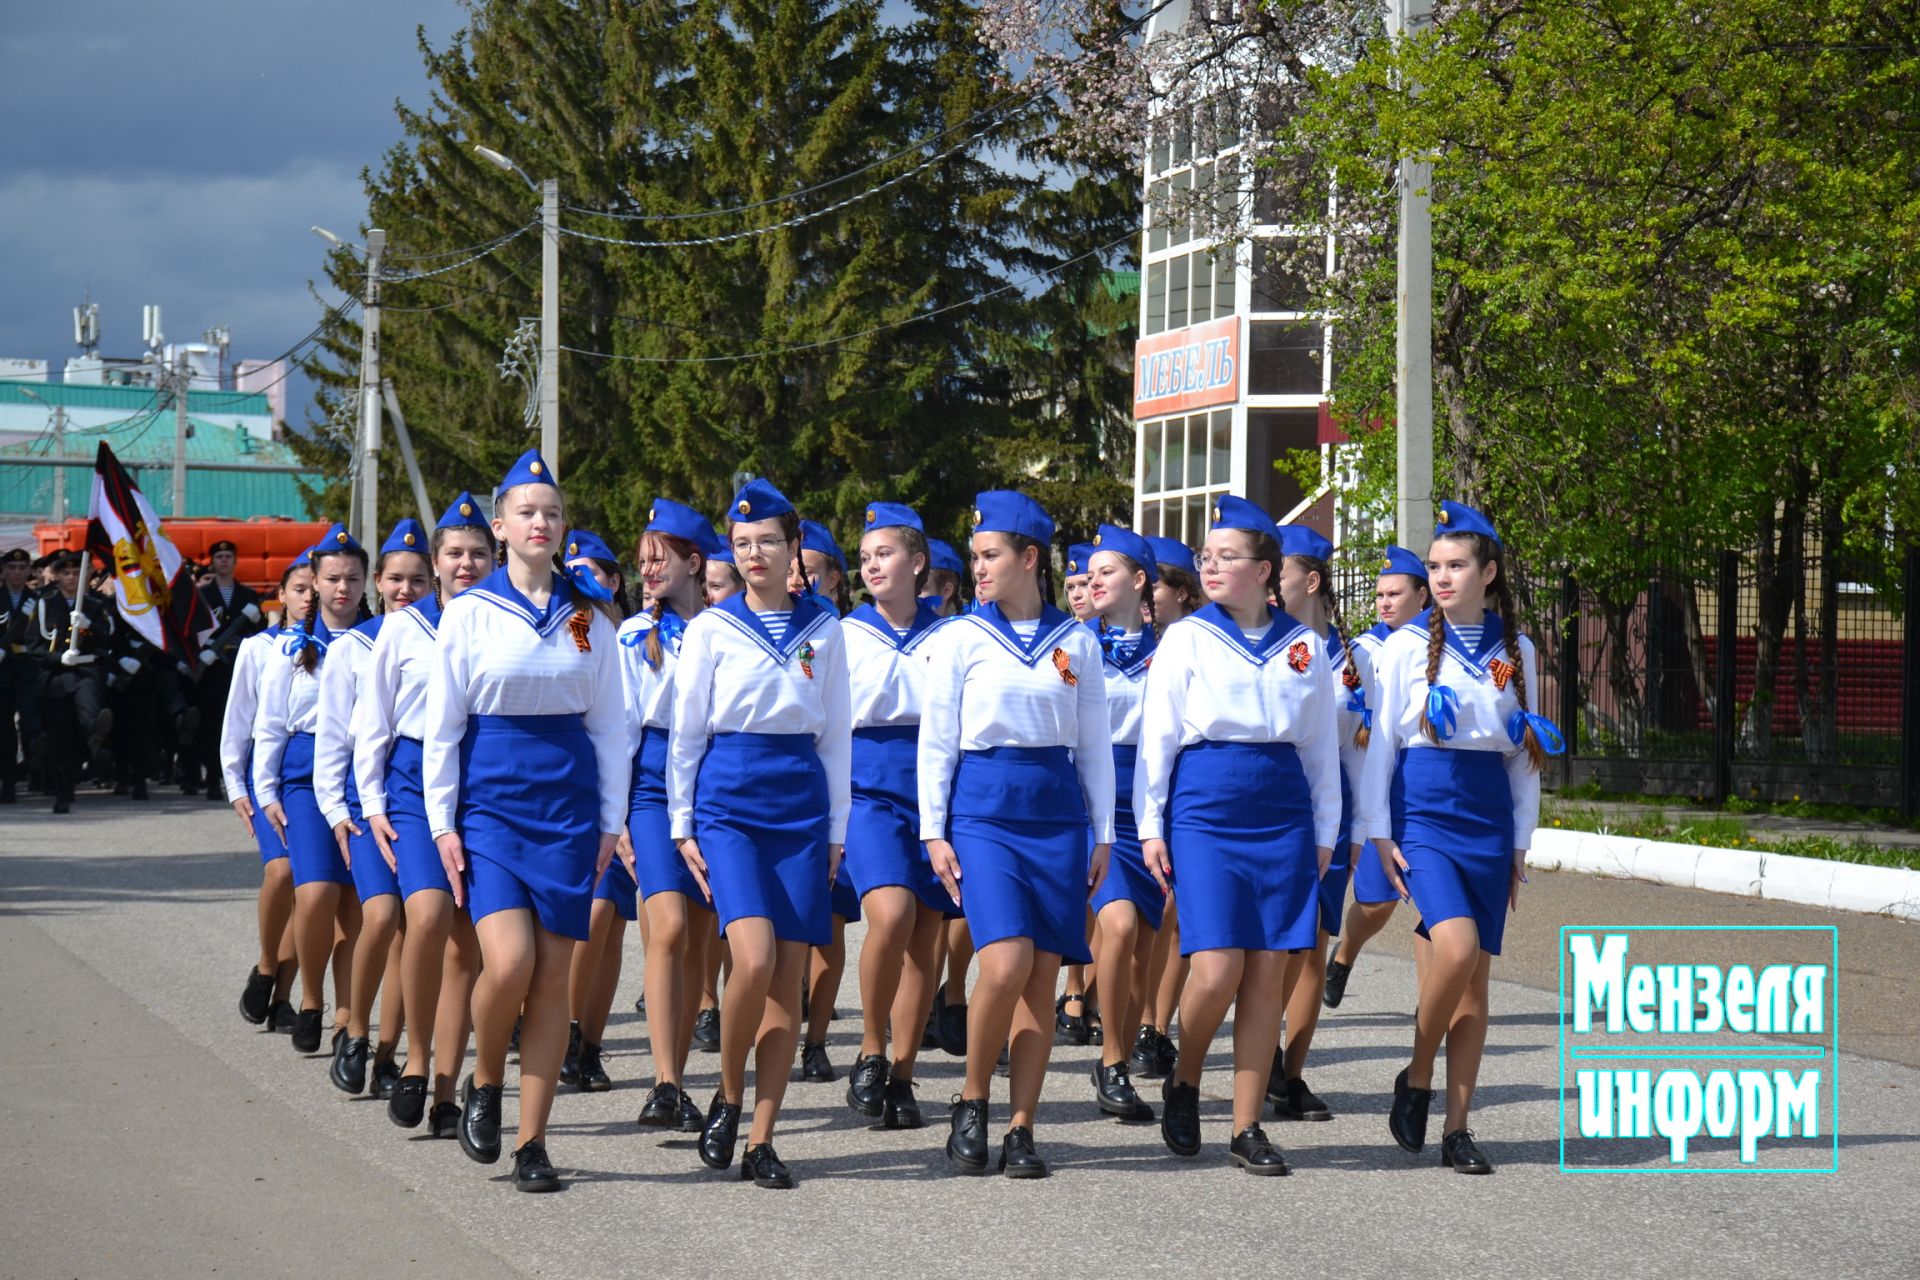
[1287,553,1363,745]
[641,530,707,670]
[297,547,368,674]
[1417,532,1547,772]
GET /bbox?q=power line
[380,222,539,280]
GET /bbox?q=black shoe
[1263,1046,1289,1107]
[1093,1060,1155,1122]
[1389,1067,1435,1154]
[1127,1025,1161,1079]
[511,1139,562,1192]
[291,1008,324,1054]
[740,1142,794,1189]
[1153,1029,1178,1077]
[946,1096,990,1174]
[676,1088,705,1134]
[388,1075,428,1128]
[936,997,968,1057]
[1229,1124,1291,1175]
[881,1075,923,1130]
[636,1082,682,1128]
[1161,1079,1202,1157]
[559,1021,583,1087]
[634,992,645,1015]
[267,1000,298,1034]
[206,783,227,803]
[577,1043,611,1092]
[1323,958,1353,1008]
[330,1034,370,1094]
[1442,1128,1493,1174]
[131,781,149,801]
[1276,1075,1333,1122]
[698,1092,742,1170]
[800,1041,834,1083]
[1054,993,1090,1046]
[87,707,115,753]
[692,1007,720,1051]
[1087,1012,1104,1047]
[459,1075,504,1164]
[0,780,14,804]
[239,968,274,1024]
[997,1126,1050,1178]
[52,799,71,815]
[995,1042,1010,1078]
[846,1053,888,1117]
[922,1003,941,1050]
[429,1101,461,1139]
[370,1053,403,1099]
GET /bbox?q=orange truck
[34,517,330,598]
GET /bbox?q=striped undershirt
[1453,622,1484,650]
[756,609,792,645]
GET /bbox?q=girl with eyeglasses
[1135,498,1340,1176]
[668,479,852,1189]
[1359,503,1561,1175]
[352,495,495,1139]
[424,452,630,1192]
[620,499,723,1136]
[920,490,1114,1179]
[316,520,432,1100]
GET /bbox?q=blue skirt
[344,775,399,903]
[844,725,948,915]
[946,746,1092,965]
[694,732,831,946]
[244,751,284,865]
[279,733,352,889]
[628,726,703,904]
[1314,770,1354,936]
[595,860,638,922]
[458,713,599,941]
[1088,744,1164,932]
[1391,748,1516,955]
[831,875,861,923]
[384,737,451,900]
[1168,740,1318,954]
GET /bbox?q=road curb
[1530,828,1920,923]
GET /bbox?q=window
[1191,250,1212,322]
[1251,239,1315,313]
[1246,407,1322,514]
[1170,169,1191,247]
[1214,248,1237,316]
[1149,179,1170,253]
[1172,108,1192,167]
[1150,118,1169,175]
[1253,148,1321,228]
[1145,261,1166,336]
[1247,322,1324,395]
[1168,255,1190,331]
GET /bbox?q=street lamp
[313,224,386,554]
[473,144,561,476]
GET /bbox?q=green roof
[0,415,318,521]
[0,377,271,418]
[1104,270,1141,300]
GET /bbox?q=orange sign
[1134,316,1240,417]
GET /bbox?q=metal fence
[1333,541,1919,815]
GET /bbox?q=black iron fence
[1334,541,1919,816]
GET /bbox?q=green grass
[1540,800,1920,871]
[1553,781,1920,832]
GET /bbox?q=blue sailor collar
[1097,620,1157,675]
[711,590,833,664]
[345,615,385,649]
[845,600,944,653]
[963,601,1080,667]
[1187,602,1311,665]
[464,565,577,637]
[398,594,444,639]
[1325,625,1345,665]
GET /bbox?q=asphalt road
[3,793,1917,1280]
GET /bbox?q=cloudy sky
[0,2,464,427]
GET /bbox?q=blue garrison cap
[564,529,618,565]
[1435,500,1501,547]
[1091,524,1160,584]
[646,497,724,556]
[971,490,1052,545]
[435,491,489,532]
[1379,544,1428,581]
[1146,536,1198,573]
[1276,523,1334,563]
[1064,543,1097,577]
[311,522,361,557]
[800,520,846,571]
[379,519,428,557]
[927,538,964,576]
[730,477,794,523]
[861,501,923,534]
[495,448,557,500]
[1209,495,1275,536]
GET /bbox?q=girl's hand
[332,818,362,867]
[926,838,962,907]
[436,832,468,908]
[231,794,255,839]
[827,843,844,887]
[677,837,712,905]
[1376,837,1411,903]
[615,831,637,878]
[594,832,620,886]
[1315,845,1333,880]
[1510,847,1528,912]
[1087,841,1112,898]
[1143,838,1172,895]
[263,801,288,849]
[370,814,400,872]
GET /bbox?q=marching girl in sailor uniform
[621,499,723,1135]
[1325,547,1432,1007]
[1062,542,1097,623]
[924,538,967,617]
[1131,535,1203,1083]
[1056,540,1101,1049]
[839,501,949,1130]
[1135,497,1340,1175]
[1359,502,1561,1175]
[920,490,1114,1179]
[556,528,633,1094]
[318,519,431,1098]
[1267,523,1362,1124]
[424,452,630,1192]
[922,534,974,1059]
[353,495,495,1138]
[668,478,851,1189]
[229,551,311,1032]
[255,525,370,1056]
[1082,525,1164,1123]
[796,518,860,1086]
[704,544,743,604]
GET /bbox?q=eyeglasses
[1197,552,1259,570]
[730,536,790,557]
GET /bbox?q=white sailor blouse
[916,603,1116,844]
[314,616,381,829]
[349,598,441,819]
[422,570,628,840]
[666,592,853,843]
[1356,611,1547,849]
[251,622,334,807]
[1097,623,1157,746]
[218,627,278,800]
[1338,622,1391,838]
[1131,603,1342,848]
[841,600,946,729]
[615,604,695,757]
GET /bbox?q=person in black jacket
[0,547,43,803]
[34,551,117,814]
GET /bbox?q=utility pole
[171,350,190,518]
[1389,0,1435,546]
[50,404,66,523]
[540,179,560,477]
[359,229,386,550]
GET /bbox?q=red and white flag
[84,442,214,664]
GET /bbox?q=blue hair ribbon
[1426,684,1460,741]
[1346,686,1372,733]
[563,561,614,603]
[1508,710,1567,756]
